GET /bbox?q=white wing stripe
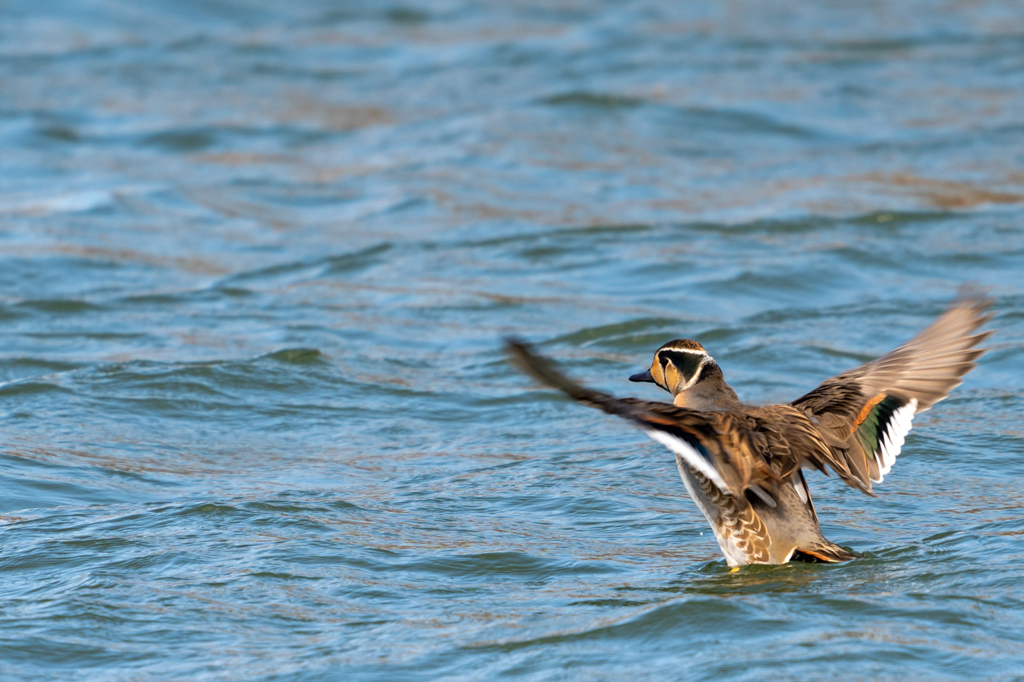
[792,477,809,504]
[882,432,895,468]
[642,428,730,493]
[872,398,917,483]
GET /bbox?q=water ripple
[2,0,1024,679]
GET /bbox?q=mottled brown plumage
[505,287,993,566]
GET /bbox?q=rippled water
[1,1,1023,679]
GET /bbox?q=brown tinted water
[1,1,1023,680]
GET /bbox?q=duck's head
[628,339,727,399]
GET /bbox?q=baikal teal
[507,290,991,566]
[1,1,1024,681]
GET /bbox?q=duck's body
[507,289,993,566]
[679,463,845,565]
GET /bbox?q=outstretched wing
[506,337,794,497]
[791,286,994,492]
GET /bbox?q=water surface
[1,1,1023,680]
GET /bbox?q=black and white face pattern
[649,340,711,395]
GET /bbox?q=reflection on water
[1,0,1024,679]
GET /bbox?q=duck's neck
[673,378,740,411]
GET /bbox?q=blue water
[1,1,1023,679]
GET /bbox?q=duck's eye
[659,350,705,384]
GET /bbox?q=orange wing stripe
[852,393,886,433]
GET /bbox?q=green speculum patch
[857,394,905,455]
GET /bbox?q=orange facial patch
[663,363,680,393]
[650,356,665,388]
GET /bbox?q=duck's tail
[790,541,859,563]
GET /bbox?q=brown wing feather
[791,285,994,492]
[618,398,777,493]
[505,338,829,498]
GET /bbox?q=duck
[505,289,993,566]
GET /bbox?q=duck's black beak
[629,370,655,383]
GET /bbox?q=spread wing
[791,286,994,492]
[505,338,829,498]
